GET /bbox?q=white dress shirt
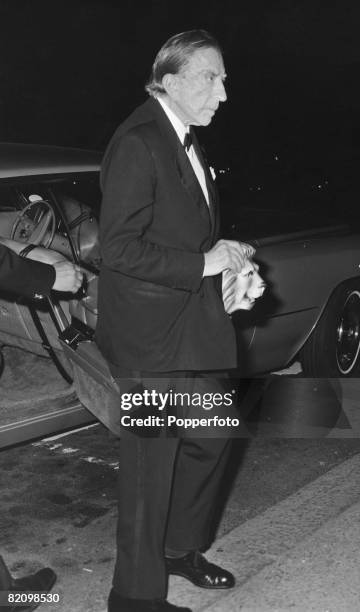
[157,97,209,206]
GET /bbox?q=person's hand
[0,238,83,293]
[52,260,83,293]
[20,244,82,293]
[28,247,84,293]
[203,240,256,277]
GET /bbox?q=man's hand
[203,240,256,277]
[52,260,83,293]
[15,244,83,293]
[21,244,83,293]
[0,237,83,294]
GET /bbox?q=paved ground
[2,430,360,611]
[1,350,360,610]
[171,452,360,611]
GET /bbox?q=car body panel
[244,234,360,373]
[0,391,94,450]
[0,143,100,178]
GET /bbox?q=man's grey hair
[145,29,222,97]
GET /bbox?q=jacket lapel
[191,130,217,240]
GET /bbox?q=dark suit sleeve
[0,245,55,298]
[100,131,204,292]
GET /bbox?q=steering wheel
[11,198,56,248]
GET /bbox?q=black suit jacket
[0,244,54,298]
[96,97,236,372]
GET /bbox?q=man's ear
[162,73,178,97]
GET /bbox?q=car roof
[0,143,101,178]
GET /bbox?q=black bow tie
[183,130,193,151]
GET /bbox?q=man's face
[165,47,227,126]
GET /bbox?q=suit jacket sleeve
[100,130,204,292]
[0,244,55,298]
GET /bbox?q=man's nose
[216,79,227,102]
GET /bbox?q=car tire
[300,279,360,377]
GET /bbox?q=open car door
[28,176,123,437]
[51,289,121,437]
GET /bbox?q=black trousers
[113,436,230,599]
[109,370,237,599]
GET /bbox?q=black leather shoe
[1,567,57,612]
[166,551,235,589]
[108,589,192,611]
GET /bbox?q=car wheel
[300,280,360,377]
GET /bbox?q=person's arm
[0,243,55,298]
[0,238,64,263]
[0,240,83,296]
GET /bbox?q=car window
[51,173,101,220]
[51,173,101,268]
[0,184,23,211]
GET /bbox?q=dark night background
[1,0,360,218]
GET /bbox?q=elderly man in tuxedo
[0,241,82,611]
[97,30,254,612]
